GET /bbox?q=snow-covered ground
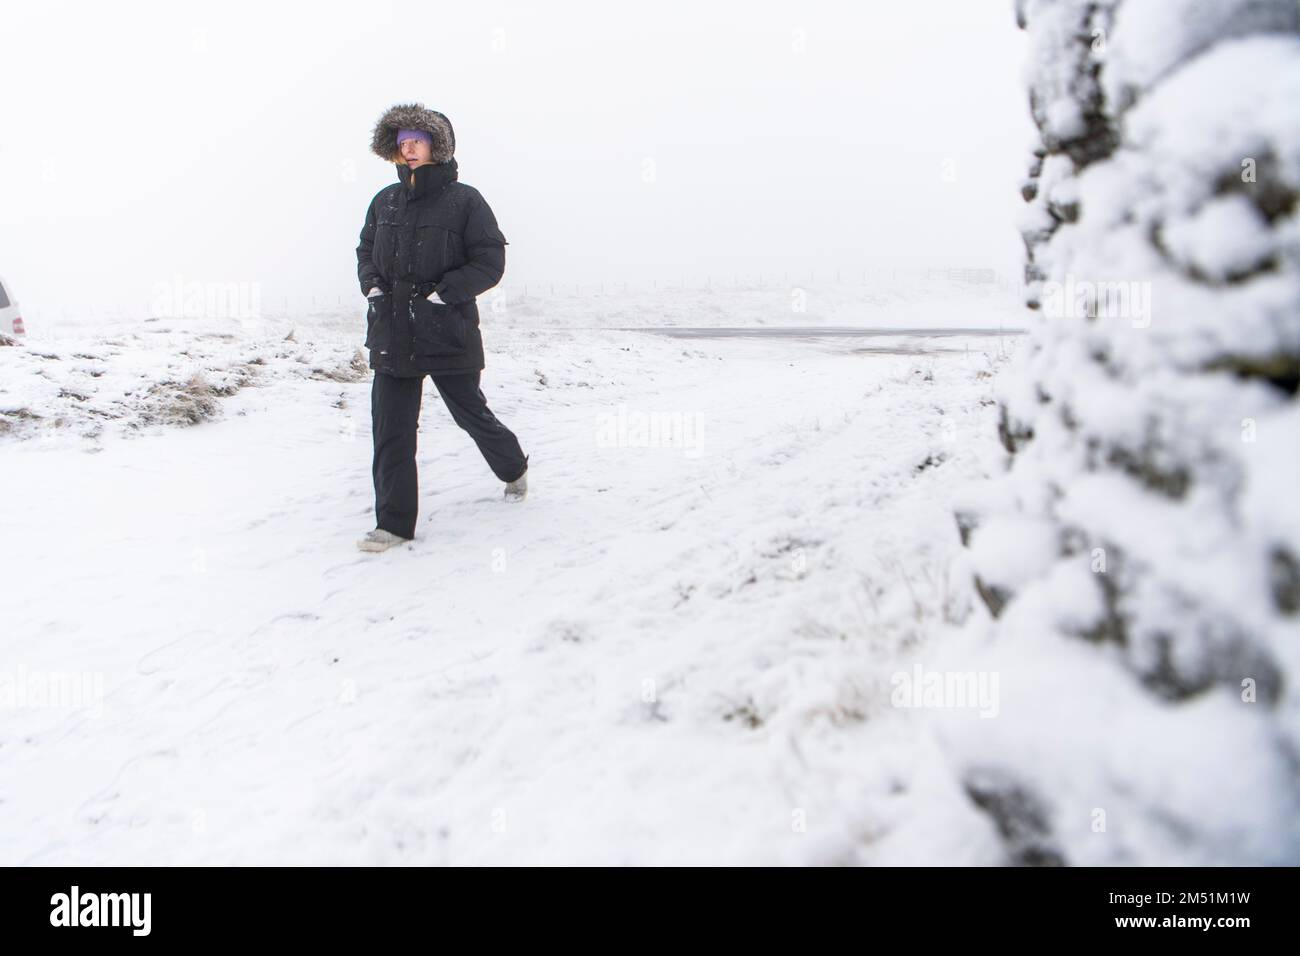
[1,283,1026,864]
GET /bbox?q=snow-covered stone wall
[947,0,1300,864]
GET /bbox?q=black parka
[356,156,508,377]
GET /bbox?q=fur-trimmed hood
[369,103,456,164]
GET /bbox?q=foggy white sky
[0,0,1034,314]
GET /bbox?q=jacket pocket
[411,295,467,357]
[415,223,457,277]
[365,293,393,353]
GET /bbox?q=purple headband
[396,129,434,149]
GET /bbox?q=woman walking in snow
[355,103,529,553]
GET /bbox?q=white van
[0,274,23,336]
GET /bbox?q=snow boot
[504,468,528,502]
[357,527,411,552]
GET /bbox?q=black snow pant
[371,370,528,540]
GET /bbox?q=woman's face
[399,137,433,167]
